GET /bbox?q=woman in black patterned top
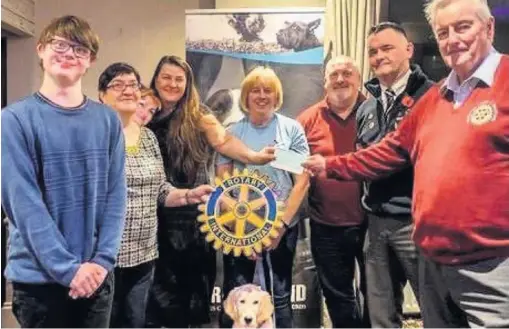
[98,63,213,328]
[146,56,280,327]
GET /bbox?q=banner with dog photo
[185,8,325,120]
[185,7,325,328]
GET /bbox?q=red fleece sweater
[298,99,364,227]
[326,56,509,264]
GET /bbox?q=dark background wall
[388,0,509,81]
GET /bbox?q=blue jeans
[310,220,368,328]
[220,224,298,328]
[110,260,155,328]
[12,273,114,328]
[365,214,419,328]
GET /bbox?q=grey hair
[424,0,492,27]
[325,55,360,76]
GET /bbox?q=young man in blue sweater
[1,15,126,328]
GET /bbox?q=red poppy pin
[401,95,415,108]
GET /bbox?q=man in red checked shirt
[303,0,509,327]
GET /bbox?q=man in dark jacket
[355,22,434,328]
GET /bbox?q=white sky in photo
[186,12,324,43]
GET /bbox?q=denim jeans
[12,272,114,328]
[110,260,155,328]
[365,214,419,328]
[310,220,368,328]
[220,224,298,328]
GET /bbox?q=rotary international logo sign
[467,101,497,126]
[198,169,284,257]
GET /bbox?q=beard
[328,88,353,105]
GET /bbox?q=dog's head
[224,284,274,328]
[205,88,244,128]
[276,19,321,51]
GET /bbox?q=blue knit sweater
[1,93,127,287]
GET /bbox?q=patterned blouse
[116,127,174,268]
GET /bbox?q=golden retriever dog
[224,284,274,328]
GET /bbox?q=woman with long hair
[145,55,275,327]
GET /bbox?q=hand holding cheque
[301,154,326,176]
[270,148,307,174]
[270,149,326,176]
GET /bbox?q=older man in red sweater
[303,0,509,327]
[297,55,368,328]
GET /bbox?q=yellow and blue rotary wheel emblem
[197,168,284,257]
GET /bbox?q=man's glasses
[49,39,92,59]
[107,81,142,92]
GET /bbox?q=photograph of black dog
[186,13,324,54]
[276,18,322,52]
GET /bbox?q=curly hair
[150,55,211,182]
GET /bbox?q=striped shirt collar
[381,68,412,97]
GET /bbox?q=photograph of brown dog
[224,284,274,328]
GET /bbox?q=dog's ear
[257,292,274,325]
[308,18,321,32]
[224,289,237,321]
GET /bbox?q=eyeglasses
[49,39,92,59]
[107,81,142,92]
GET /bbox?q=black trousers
[12,273,114,328]
[310,220,369,328]
[110,261,155,328]
[146,216,216,328]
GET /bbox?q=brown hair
[150,55,210,183]
[38,15,99,60]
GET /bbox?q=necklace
[125,125,142,156]
[125,144,140,155]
